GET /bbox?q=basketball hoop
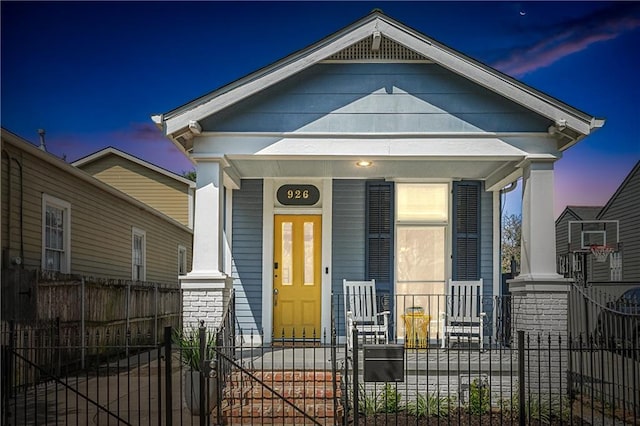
[590,245,614,263]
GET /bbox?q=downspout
[497,180,519,342]
[500,180,518,198]
[1,149,12,263]
[499,180,519,276]
[2,149,25,268]
[15,154,24,269]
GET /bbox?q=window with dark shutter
[452,181,480,280]
[365,181,394,295]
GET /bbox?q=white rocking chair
[440,279,486,349]
[343,279,390,351]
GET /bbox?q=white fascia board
[485,164,523,192]
[485,153,558,191]
[223,167,241,190]
[375,20,601,136]
[163,23,377,136]
[73,147,196,188]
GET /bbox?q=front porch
[3,296,638,425]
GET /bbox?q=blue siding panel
[480,182,494,296]
[232,179,263,335]
[480,183,495,335]
[332,180,366,337]
[201,63,550,133]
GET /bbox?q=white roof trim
[375,20,597,135]
[72,147,196,188]
[163,23,373,136]
[159,12,603,144]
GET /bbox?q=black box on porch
[363,344,404,382]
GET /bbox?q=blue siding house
[153,11,604,344]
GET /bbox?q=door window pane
[282,222,293,285]
[304,222,314,286]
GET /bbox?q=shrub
[468,378,490,415]
[380,383,402,413]
[405,391,453,418]
[357,383,402,415]
[501,391,570,423]
[173,326,217,371]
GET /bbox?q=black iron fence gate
[2,294,638,425]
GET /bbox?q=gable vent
[325,35,428,62]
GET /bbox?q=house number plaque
[276,184,320,206]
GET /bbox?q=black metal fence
[2,296,638,425]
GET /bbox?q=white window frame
[132,227,146,281]
[178,244,187,276]
[41,194,72,273]
[394,183,450,340]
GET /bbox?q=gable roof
[568,206,602,221]
[72,146,195,188]
[555,205,602,225]
[154,10,604,152]
[597,160,640,219]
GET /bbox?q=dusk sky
[2,1,639,218]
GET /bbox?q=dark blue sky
[2,1,639,217]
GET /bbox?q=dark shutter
[365,181,394,295]
[452,181,480,280]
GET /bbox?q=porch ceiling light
[356,160,373,168]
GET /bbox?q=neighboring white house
[153,11,604,343]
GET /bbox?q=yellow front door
[273,215,322,339]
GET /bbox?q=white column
[509,160,571,399]
[181,158,232,331]
[190,159,225,277]
[517,160,563,281]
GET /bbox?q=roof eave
[159,10,604,148]
[163,16,381,137]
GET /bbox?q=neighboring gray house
[152,11,604,344]
[594,161,640,282]
[556,161,639,283]
[555,206,602,256]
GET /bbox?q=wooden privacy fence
[2,269,181,374]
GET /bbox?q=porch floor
[232,343,518,373]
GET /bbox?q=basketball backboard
[567,220,620,253]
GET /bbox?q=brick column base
[509,278,573,398]
[180,274,233,331]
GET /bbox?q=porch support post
[517,159,562,281]
[180,158,232,330]
[509,159,570,398]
